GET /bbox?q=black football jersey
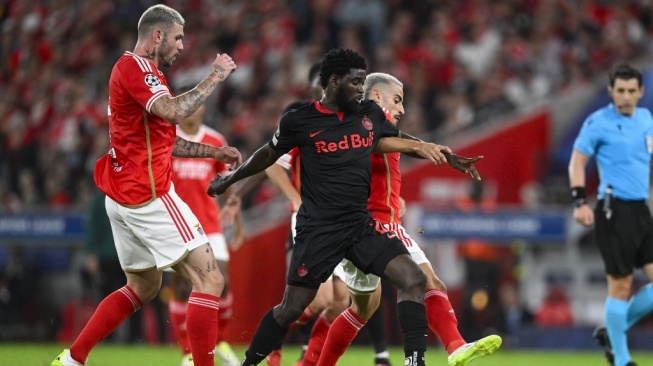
[269,100,399,222]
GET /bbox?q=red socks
[169,299,191,354]
[70,286,142,364]
[217,292,233,344]
[301,312,332,366]
[424,289,466,354]
[186,292,220,366]
[317,308,366,366]
[292,305,318,330]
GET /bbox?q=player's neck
[133,43,158,67]
[319,97,341,113]
[180,123,200,136]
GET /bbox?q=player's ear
[372,89,381,103]
[329,74,339,88]
[153,28,164,44]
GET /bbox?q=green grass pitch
[3,343,653,366]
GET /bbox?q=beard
[334,86,361,113]
[158,42,175,68]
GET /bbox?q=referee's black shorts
[594,199,653,277]
[287,216,409,289]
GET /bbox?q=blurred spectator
[1,0,653,210]
[534,285,574,327]
[0,246,40,339]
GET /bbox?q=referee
[568,64,653,366]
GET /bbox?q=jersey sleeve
[573,116,600,157]
[119,58,172,113]
[269,112,296,153]
[275,153,293,170]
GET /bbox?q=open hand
[444,152,483,180]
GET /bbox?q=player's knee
[131,283,161,304]
[193,270,225,297]
[405,268,427,295]
[332,295,350,313]
[426,274,446,292]
[275,302,305,326]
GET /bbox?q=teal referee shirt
[573,103,653,200]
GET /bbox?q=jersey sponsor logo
[362,116,373,131]
[315,131,374,153]
[309,129,325,138]
[144,73,161,87]
[297,263,308,277]
[172,160,213,179]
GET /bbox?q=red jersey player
[52,5,240,366]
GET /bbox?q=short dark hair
[318,48,367,89]
[609,64,641,87]
[138,4,185,39]
[308,62,321,84]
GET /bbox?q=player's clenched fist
[211,53,237,81]
[214,146,242,170]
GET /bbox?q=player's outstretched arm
[151,53,236,124]
[375,137,450,165]
[208,144,282,197]
[395,131,483,180]
[173,136,242,169]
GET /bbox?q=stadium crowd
[2,0,653,211]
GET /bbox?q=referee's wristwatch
[573,198,587,208]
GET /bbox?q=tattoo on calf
[192,266,206,277]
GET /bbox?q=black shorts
[594,199,653,277]
[287,216,409,289]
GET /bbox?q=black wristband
[570,186,586,201]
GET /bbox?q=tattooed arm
[151,53,237,125]
[173,136,242,168]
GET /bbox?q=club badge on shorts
[297,263,308,277]
[194,223,205,236]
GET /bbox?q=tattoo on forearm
[171,78,218,120]
[215,65,226,81]
[173,136,223,158]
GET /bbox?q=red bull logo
[315,131,374,153]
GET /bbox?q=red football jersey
[368,108,402,224]
[94,51,175,205]
[275,147,301,211]
[171,125,228,235]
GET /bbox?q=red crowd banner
[225,219,290,344]
[401,110,551,205]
